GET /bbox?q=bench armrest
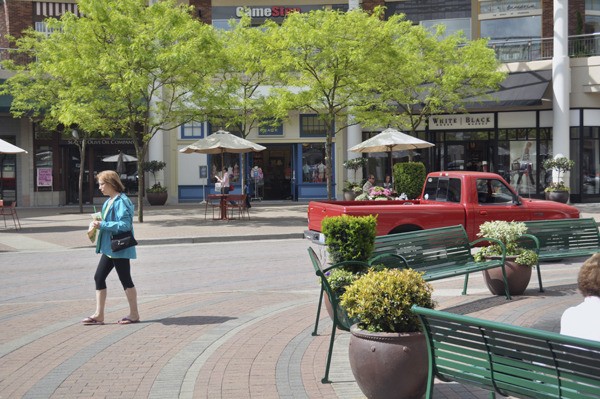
[367,253,409,268]
[470,237,507,261]
[516,233,540,252]
[322,260,369,274]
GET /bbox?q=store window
[481,16,541,41]
[300,114,330,137]
[35,147,54,191]
[301,143,326,183]
[181,121,206,139]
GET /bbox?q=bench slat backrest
[372,225,473,269]
[412,306,600,399]
[523,218,600,254]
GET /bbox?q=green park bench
[521,218,600,264]
[412,305,600,399]
[309,225,511,383]
[368,225,513,299]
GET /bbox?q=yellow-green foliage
[341,268,435,333]
[322,214,377,264]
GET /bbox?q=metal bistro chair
[0,201,22,230]
[226,194,250,220]
[204,194,221,220]
[308,247,363,383]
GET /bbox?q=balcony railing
[2,33,599,69]
[490,33,600,63]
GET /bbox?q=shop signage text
[429,114,495,130]
[235,6,301,18]
[61,138,134,145]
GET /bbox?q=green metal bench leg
[312,285,325,336]
[500,265,512,300]
[462,273,469,295]
[535,261,544,292]
[322,319,337,384]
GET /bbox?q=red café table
[208,194,230,220]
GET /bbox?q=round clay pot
[547,190,569,203]
[482,258,532,296]
[349,325,427,399]
[343,191,357,201]
[146,191,168,206]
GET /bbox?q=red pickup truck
[306,171,580,242]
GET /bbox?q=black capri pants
[94,254,135,290]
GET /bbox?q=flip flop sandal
[82,317,104,325]
[117,317,140,325]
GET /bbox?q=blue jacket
[95,193,137,259]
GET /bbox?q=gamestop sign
[235,6,301,18]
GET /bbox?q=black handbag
[111,231,138,252]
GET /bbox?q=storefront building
[1,0,599,205]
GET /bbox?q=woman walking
[83,170,140,325]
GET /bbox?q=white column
[148,129,165,185]
[552,0,570,163]
[347,123,363,181]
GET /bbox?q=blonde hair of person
[578,253,600,297]
[97,170,125,193]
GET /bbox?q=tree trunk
[78,140,86,214]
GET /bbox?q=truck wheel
[388,226,421,235]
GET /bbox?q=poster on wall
[37,167,53,187]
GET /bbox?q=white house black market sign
[428,113,495,130]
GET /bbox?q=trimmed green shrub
[341,268,435,333]
[393,162,426,199]
[322,214,377,264]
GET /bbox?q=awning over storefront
[466,69,552,108]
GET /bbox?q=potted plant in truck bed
[340,268,436,399]
[474,220,538,296]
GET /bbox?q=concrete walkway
[0,201,598,398]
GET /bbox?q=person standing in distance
[560,253,600,341]
[83,170,140,325]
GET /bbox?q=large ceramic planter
[349,324,428,399]
[146,191,168,206]
[482,257,532,296]
[547,190,569,203]
[343,191,357,201]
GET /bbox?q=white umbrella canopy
[349,128,434,153]
[102,153,138,163]
[103,152,138,175]
[0,139,27,154]
[179,129,266,155]
[349,128,434,176]
[180,129,266,174]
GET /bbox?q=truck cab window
[476,179,515,204]
[423,177,461,203]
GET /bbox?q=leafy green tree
[355,19,506,134]
[208,15,287,194]
[2,0,223,221]
[270,8,385,199]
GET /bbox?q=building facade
[1,0,599,206]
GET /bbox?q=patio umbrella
[349,128,434,176]
[0,138,27,154]
[102,152,138,174]
[180,130,266,186]
[0,139,27,197]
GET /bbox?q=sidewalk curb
[137,233,305,246]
